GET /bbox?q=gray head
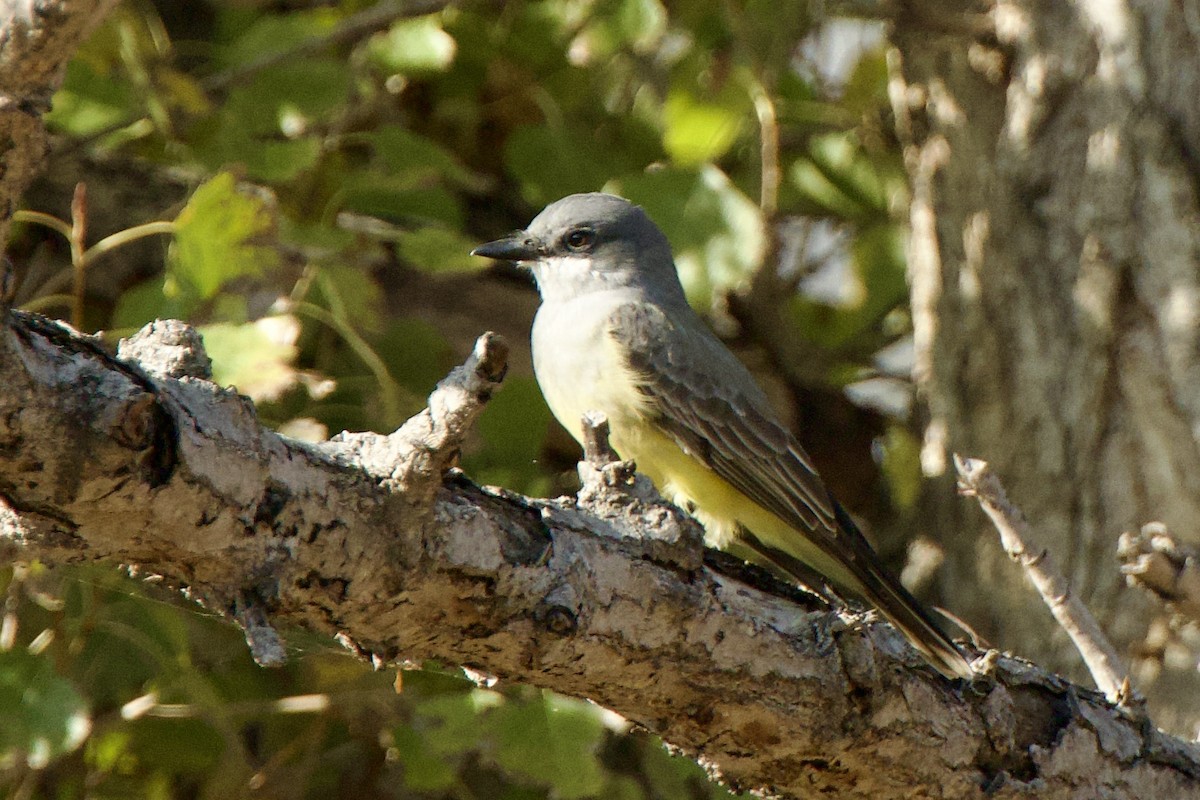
[472,193,687,306]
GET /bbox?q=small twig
[1118,522,1200,624]
[380,332,508,485]
[0,562,25,651]
[12,210,72,240]
[574,411,704,570]
[581,411,620,468]
[35,219,175,303]
[577,411,638,490]
[954,454,1139,709]
[69,182,87,330]
[82,220,175,266]
[749,77,780,218]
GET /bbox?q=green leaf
[170,173,280,300]
[790,158,865,218]
[612,166,766,308]
[662,89,745,165]
[124,717,225,774]
[391,725,458,792]
[219,9,341,67]
[879,424,922,510]
[790,132,898,219]
[396,226,485,273]
[311,262,384,332]
[367,14,457,74]
[416,693,488,757]
[0,649,90,767]
[240,137,323,183]
[361,125,476,187]
[504,125,622,208]
[841,46,889,118]
[339,179,464,228]
[787,223,908,352]
[224,59,351,136]
[491,693,606,798]
[46,60,139,136]
[376,318,456,400]
[111,277,175,331]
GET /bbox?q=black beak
[471,232,544,262]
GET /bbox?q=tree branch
[0,310,1198,797]
[0,0,119,247]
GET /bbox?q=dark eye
[563,228,595,252]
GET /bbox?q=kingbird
[473,192,972,679]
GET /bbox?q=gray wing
[607,301,974,679]
[607,300,844,541]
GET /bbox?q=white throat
[530,255,632,304]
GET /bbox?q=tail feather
[851,561,974,679]
[742,507,974,680]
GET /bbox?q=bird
[472,192,973,679]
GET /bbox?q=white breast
[531,290,647,445]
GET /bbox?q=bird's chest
[531,298,645,444]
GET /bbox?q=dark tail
[744,505,974,680]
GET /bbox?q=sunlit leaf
[201,317,301,401]
[662,89,745,165]
[170,172,280,300]
[367,14,457,74]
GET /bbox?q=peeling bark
[0,310,1198,799]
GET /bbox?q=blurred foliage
[5,0,921,796]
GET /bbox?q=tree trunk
[891,1,1200,730]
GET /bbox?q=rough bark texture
[890,0,1200,730]
[0,0,119,245]
[1,310,1200,799]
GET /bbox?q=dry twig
[1118,522,1200,624]
[954,455,1139,709]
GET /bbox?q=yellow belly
[608,421,859,592]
